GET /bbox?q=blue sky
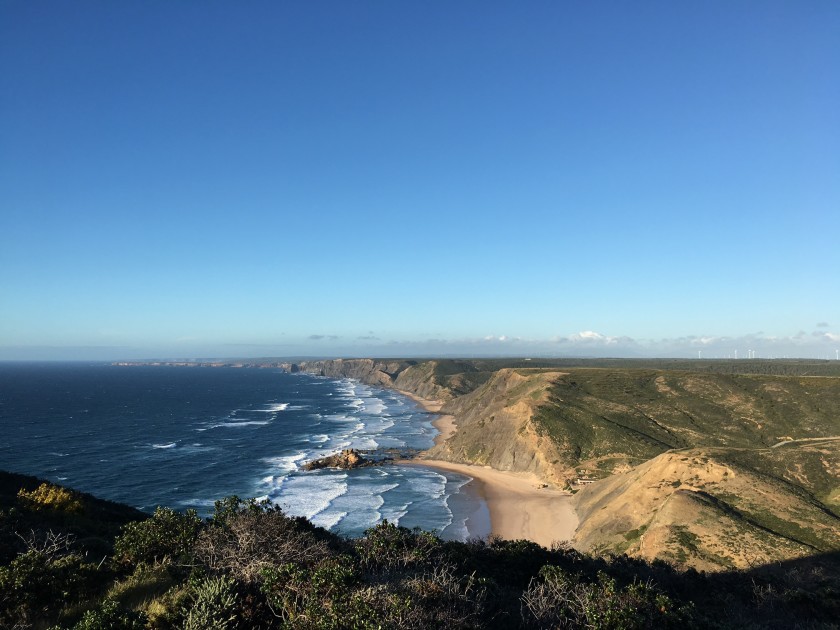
[1,1,838,360]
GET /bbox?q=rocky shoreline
[301,447,421,471]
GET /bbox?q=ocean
[0,363,489,540]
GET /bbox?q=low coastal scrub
[1,471,839,628]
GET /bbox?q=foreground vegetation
[2,472,839,629]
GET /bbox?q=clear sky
[1,1,838,360]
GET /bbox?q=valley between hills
[286,358,840,573]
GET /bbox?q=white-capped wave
[256,403,289,412]
[152,442,177,449]
[381,502,411,525]
[210,420,270,428]
[262,452,307,473]
[328,481,390,533]
[406,470,448,500]
[275,473,348,520]
[312,511,348,530]
[361,397,387,415]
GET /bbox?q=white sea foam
[211,420,270,428]
[380,503,410,525]
[262,452,307,473]
[329,483,389,533]
[362,397,387,415]
[275,473,348,520]
[152,442,177,449]
[237,376,471,539]
[351,436,379,450]
[407,471,448,500]
[312,510,348,530]
[256,403,289,412]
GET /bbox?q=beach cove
[398,389,578,548]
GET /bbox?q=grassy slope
[533,368,840,476]
[416,359,840,571]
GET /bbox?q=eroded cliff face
[423,369,568,485]
[287,361,566,484]
[572,444,840,571]
[286,359,454,402]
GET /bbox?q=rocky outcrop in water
[303,449,370,471]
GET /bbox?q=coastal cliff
[285,358,840,572]
[109,358,840,572]
[286,360,567,484]
[423,369,568,485]
[284,359,455,403]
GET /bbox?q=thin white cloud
[573,330,605,341]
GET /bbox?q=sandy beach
[398,389,578,547]
[397,389,456,445]
[405,459,577,547]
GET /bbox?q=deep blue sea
[0,363,489,540]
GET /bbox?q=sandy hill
[573,442,840,571]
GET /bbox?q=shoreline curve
[397,389,577,547]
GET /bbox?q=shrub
[521,565,695,629]
[402,563,488,627]
[0,549,99,627]
[71,599,146,629]
[355,520,442,571]
[182,575,239,630]
[18,483,84,514]
[261,555,375,628]
[195,500,329,583]
[113,507,202,566]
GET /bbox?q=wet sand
[405,459,577,547]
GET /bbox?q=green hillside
[531,368,840,476]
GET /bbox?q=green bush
[0,549,100,627]
[70,599,146,629]
[355,520,441,570]
[521,566,695,629]
[261,555,375,628]
[113,507,202,566]
[182,575,238,630]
